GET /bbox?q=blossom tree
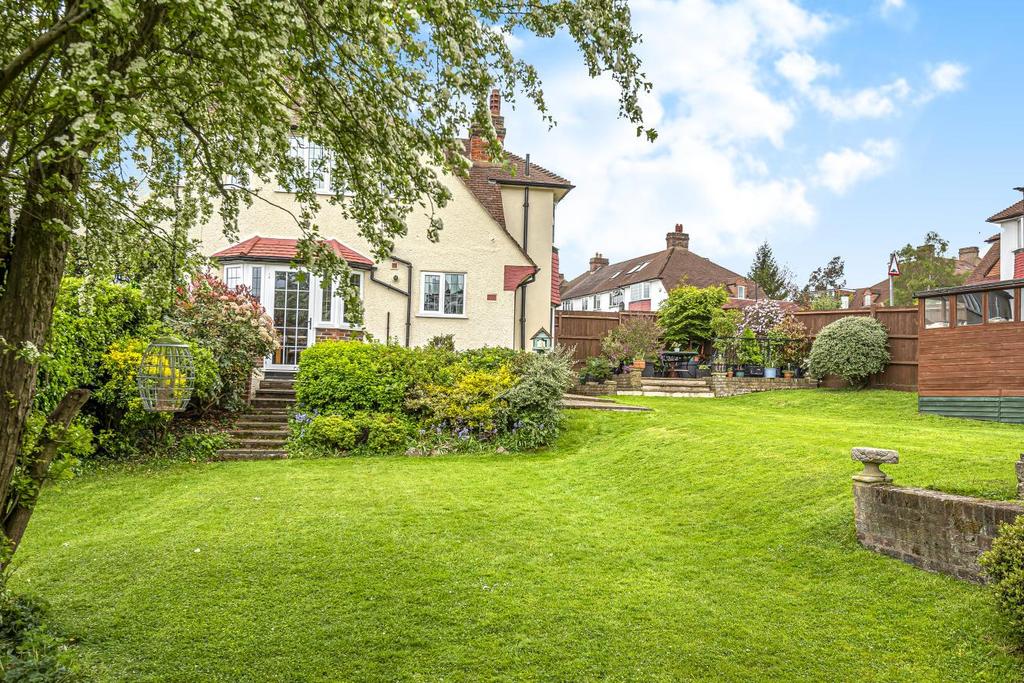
[0,0,654,563]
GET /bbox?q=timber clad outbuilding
[917,278,1024,422]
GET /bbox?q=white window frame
[592,294,601,310]
[736,285,746,299]
[629,281,651,301]
[581,297,589,311]
[279,136,333,194]
[420,271,467,317]
[317,271,364,329]
[224,265,242,290]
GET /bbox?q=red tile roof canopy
[503,265,537,291]
[212,236,374,267]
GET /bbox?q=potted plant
[737,328,762,376]
[771,315,809,382]
[698,364,711,378]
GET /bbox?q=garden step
[262,371,297,381]
[562,398,651,412]
[250,398,296,409]
[258,379,295,390]
[230,438,288,449]
[255,388,296,398]
[228,428,290,438]
[621,390,715,398]
[213,449,288,461]
[234,416,290,427]
[639,378,711,387]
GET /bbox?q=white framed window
[224,265,242,290]
[282,136,332,193]
[319,272,364,327]
[592,295,601,310]
[840,295,850,309]
[629,281,651,301]
[581,297,589,311]
[421,272,466,316]
[250,267,262,300]
[864,293,872,306]
[736,285,746,299]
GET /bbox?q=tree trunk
[0,157,82,551]
[2,388,90,560]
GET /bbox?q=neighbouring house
[558,225,756,312]
[846,245,982,309]
[190,90,568,370]
[916,192,1024,423]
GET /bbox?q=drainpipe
[517,155,532,349]
[370,255,414,347]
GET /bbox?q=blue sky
[498,0,1022,289]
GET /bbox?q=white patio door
[267,268,314,369]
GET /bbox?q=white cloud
[927,62,967,93]
[880,0,905,18]
[816,139,897,194]
[776,51,911,119]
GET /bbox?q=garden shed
[917,278,1024,422]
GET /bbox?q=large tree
[890,231,965,306]
[747,240,794,300]
[0,0,652,562]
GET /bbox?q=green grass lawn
[12,390,1024,681]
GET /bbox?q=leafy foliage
[980,518,1024,643]
[808,294,841,311]
[807,317,889,387]
[740,299,786,337]
[295,341,423,416]
[801,256,846,303]
[770,315,811,369]
[891,232,966,306]
[746,241,794,300]
[600,317,663,363]
[658,285,728,348]
[580,357,613,384]
[171,275,278,411]
[0,581,78,680]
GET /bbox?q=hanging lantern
[137,336,195,412]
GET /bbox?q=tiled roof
[849,278,890,308]
[560,246,752,300]
[503,265,537,291]
[212,236,373,266]
[966,236,1001,284]
[551,248,561,306]
[987,200,1024,223]
[456,140,572,232]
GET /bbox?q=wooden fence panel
[557,306,919,391]
[554,310,657,364]
[794,306,918,392]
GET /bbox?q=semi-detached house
[189,91,568,370]
[559,225,755,312]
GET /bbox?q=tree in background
[658,285,728,350]
[798,256,846,307]
[0,0,653,565]
[747,241,795,300]
[890,232,966,306]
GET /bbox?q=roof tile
[212,236,373,266]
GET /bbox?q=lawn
[11,390,1024,681]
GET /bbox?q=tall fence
[554,310,657,364]
[793,306,918,391]
[556,305,919,391]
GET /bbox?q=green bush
[980,518,1024,642]
[600,318,663,364]
[0,583,79,680]
[580,356,612,383]
[496,347,575,450]
[296,341,423,415]
[658,285,728,349]
[807,316,889,387]
[410,365,517,434]
[295,412,411,456]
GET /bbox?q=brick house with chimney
[845,245,983,309]
[559,225,755,312]
[189,91,568,368]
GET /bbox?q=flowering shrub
[741,299,786,336]
[601,317,663,363]
[172,275,278,410]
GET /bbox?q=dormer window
[736,285,746,299]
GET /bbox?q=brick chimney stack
[469,89,506,162]
[590,253,609,273]
[666,223,690,251]
[958,246,980,266]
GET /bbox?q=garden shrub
[0,582,79,680]
[658,285,727,349]
[807,316,889,387]
[304,415,361,453]
[294,412,411,456]
[457,346,520,372]
[980,518,1024,642]
[171,275,278,411]
[412,365,517,434]
[359,413,412,453]
[580,356,612,383]
[296,341,422,415]
[601,318,663,364]
[496,347,575,450]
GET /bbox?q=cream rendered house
[189,92,570,370]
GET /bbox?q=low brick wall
[571,381,618,397]
[853,482,1024,582]
[710,375,817,397]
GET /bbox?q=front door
[268,269,312,369]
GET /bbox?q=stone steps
[621,390,715,399]
[217,372,297,461]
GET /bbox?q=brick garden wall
[853,482,1024,582]
[709,376,816,398]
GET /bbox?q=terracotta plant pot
[783,371,795,379]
